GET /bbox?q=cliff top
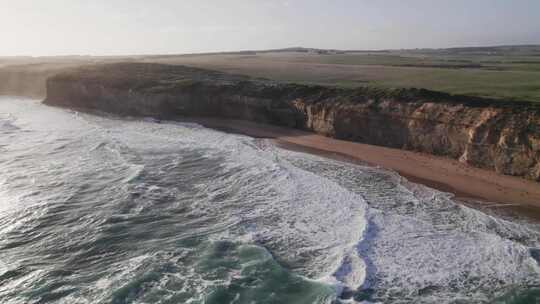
[50,62,540,110]
[52,62,255,87]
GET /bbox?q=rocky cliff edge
[44,63,540,181]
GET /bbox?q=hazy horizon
[3,43,540,59]
[2,0,540,56]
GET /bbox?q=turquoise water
[494,288,540,304]
[0,97,539,303]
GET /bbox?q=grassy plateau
[1,45,540,102]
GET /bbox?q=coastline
[183,117,540,220]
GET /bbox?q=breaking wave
[0,97,539,304]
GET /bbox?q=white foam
[192,135,369,288]
[275,147,540,302]
[63,116,372,296]
[3,97,539,303]
[90,116,540,301]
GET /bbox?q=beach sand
[184,117,540,220]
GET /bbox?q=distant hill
[141,44,540,58]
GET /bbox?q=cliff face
[292,98,540,181]
[0,63,88,98]
[0,68,50,98]
[44,63,540,181]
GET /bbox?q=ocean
[0,97,539,304]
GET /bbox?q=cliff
[0,66,52,98]
[44,63,540,181]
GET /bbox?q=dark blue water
[0,97,539,304]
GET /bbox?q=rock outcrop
[44,63,540,181]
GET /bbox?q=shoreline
[183,117,540,221]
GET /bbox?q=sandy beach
[186,117,540,220]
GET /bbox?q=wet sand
[184,117,540,220]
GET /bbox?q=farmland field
[140,45,540,102]
[2,45,540,102]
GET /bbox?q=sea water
[0,97,539,304]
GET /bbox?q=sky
[1,0,539,56]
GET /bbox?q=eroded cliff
[0,62,91,98]
[44,63,540,181]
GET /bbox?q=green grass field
[141,46,540,102]
[2,45,540,102]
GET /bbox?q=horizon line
[1,43,539,59]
